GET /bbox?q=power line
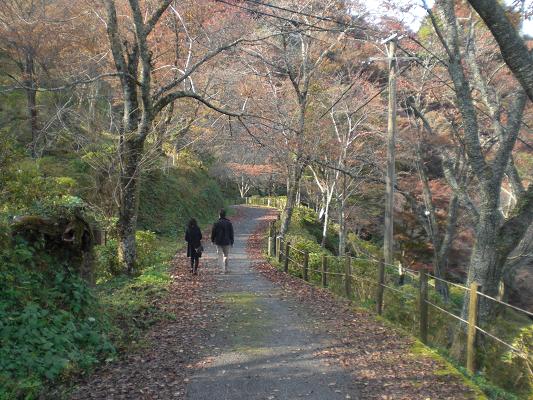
[240,0,389,39]
[242,0,364,29]
[215,0,384,39]
[213,0,337,32]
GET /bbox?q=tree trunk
[321,199,330,248]
[338,204,345,256]
[24,52,38,158]
[465,202,501,320]
[155,103,174,154]
[338,192,346,256]
[280,164,302,238]
[502,224,533,300]
[117,137,144,274]
[435,194,459,298]
[468,182,533,319]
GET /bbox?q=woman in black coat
[185,218,202,274]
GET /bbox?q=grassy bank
[0,148,226,398]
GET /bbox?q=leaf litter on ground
[69,237,224,399]
[246,210,480,400]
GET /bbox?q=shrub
[0,238,114,399]
[95,238,122,280]
[95,230,162,281]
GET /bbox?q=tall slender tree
[101,0,249,272]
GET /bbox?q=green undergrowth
[0,232,114,399]
[95,236,178,351]
[0,145,225,399]
[0,229,179,400]
[263,200,531,400]
[409,341,488,400]
[138,151,225,235]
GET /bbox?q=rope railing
[425,300,468,324]
[350,274,377,286]
[474,324,531,361]
[380,282,416,298]
[326,271,347,277]
[286,256,299,265]
[288,245,306,256]
[476,290,533,318]
[427,273,470,292]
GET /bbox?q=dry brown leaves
[69,252,220,400]
[247,217,478,400]
[246,207,279,262]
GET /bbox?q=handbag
[195,244,204,257]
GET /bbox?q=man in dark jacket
[211,209,234,273]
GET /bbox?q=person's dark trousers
[190,255,199,274]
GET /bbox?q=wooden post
[419,272,429,344]
[321,254,327,288]
[284,242,290,273]
[277,237,282,262]
[269,222,275,256]
[376,260,385,315]
[398,262,405,286]
[467,282,481,374]
[303,251,309,281]
[383,37,397,287]
[344,253,352,298]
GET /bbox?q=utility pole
[376,33,398,315]
[384,34,397,271]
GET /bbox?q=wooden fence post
[277,238,282,263]
[321,254,327,288]
[376,260,385,315]
[398,262,405,286]
[419,272,429,344]
[467,282,481,374]
[284,242,290,273]
[268,223,275,255]
[344,253,352,298]
[303,251,309,281]
[270,231,276,257]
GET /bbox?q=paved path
[186,206,358,400]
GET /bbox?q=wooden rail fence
[244,195,533,377]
